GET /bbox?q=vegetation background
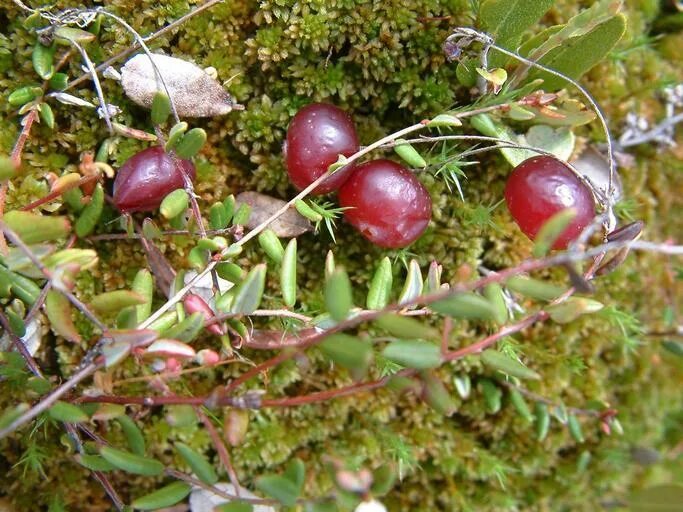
[0,0,681,510]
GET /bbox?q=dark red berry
[284,102,359,194]
[338,159,432,248]
[504,155,596,249]
[113,146,196,213]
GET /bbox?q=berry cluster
[284,103,432,248]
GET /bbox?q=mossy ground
[0,0,681,510]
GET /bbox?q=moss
[1,0,682,511]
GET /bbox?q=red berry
[504,155,596,249]
[338,159,432,248]
[284,102,359,194]
[113,146,196,213]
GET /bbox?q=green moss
[0,0,682,510]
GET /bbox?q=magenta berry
[504,155,596,249]
[284,102,360,194]
[338,159,432,248]
[113,146,196,213]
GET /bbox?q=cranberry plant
[1,0,682,511]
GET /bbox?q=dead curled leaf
[235,192,312,238]
[120,54,243,118]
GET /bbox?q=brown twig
[195,407,242,497]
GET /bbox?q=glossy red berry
[284,102,359,194]
[113,146,196,213]
[338,159,432,248]
[504,155,596,249]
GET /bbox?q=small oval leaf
[132,481,192,510]
[382,340,441,370]
[99,446,164,476]
[325,268,352,322]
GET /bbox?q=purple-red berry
[338,159,432,248]
[113,146,196,213]
[504,155,596,249]
[284,102,359,194]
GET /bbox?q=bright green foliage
[0,1,681,511]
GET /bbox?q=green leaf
[54,27,96,44]
[627,484,683,512]
[398,259,423,307]
[230,264,266,314]
[131,269,154,323]
[662,340,683,358]
[382,340,441,370]
[568,414,584,443]
[394,140,427,168]
[161,312,205,342]
[176,442,218,485]
[547,297,604,324]
[89,290,146,314]
[527,0,622,61]
[421,372,457,416]
[39,103,55,129]
[280,238,297,307]
[508,388,534,423]
[4,211,70,244]
[325,268,352,322]
[45,290,81,343]
[131,482,192,510]
[210,202,229,230]
[431,292,498,321]
[151,91,171,125]
[535,402,550,441]
[117,415,145,456]
[48,401,89,423]
[319,334,373,373]
[481,350,540,380]
[533,208,578,257]
[479,0,554,67]
[75,183,104,237]
[480,379,502,414]
[483,283,508,325]
[255,475,299,507]
[371,465,397,496]
[49,72,68,91]
[75,454,116,472]
[295,199,323,222]
[165,122,188,151]
[283,458,306,490]
[215,504,254,512]
[32,42,55,80]
[528,15,627,91]
[99,446,163,476]
[8,86,42,107]
[232,203,251,226]
[174,128,206,159]
[427,114,463,127]
[505,276,566,301]
[258,229,284,263]
[159,189,189,219]
[375,314,439,340]
[367,257,393,310]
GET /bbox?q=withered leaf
[120,54,242,118]
[235,192,312,238]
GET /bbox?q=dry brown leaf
[120,54,242,118]
[235,191,312,238]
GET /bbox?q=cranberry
[504,155,596,249]
[338,159,432,248]
[284,103,359,194]
[113,146,196,213]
